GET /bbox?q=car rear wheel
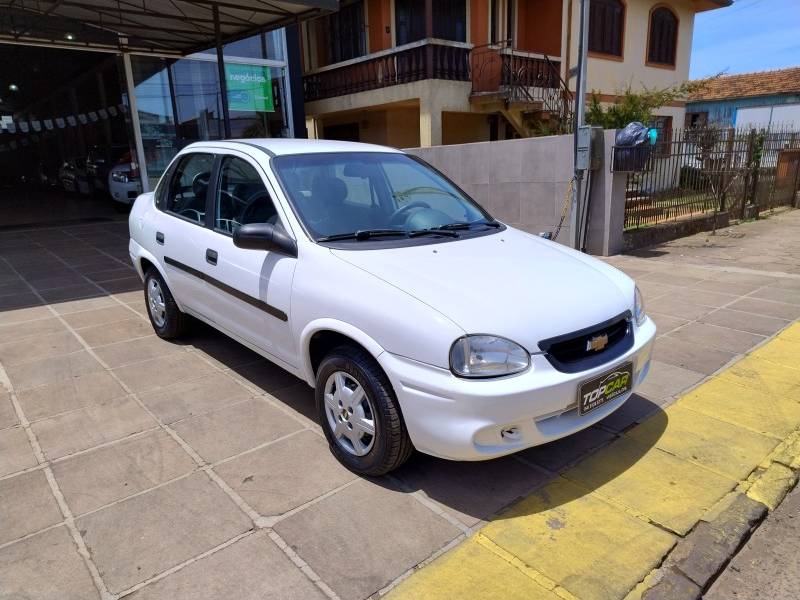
[316,346,413,476]
[144,268,187,339]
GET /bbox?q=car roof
[183,138,405,157]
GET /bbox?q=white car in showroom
[128,139,655,475]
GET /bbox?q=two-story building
[300,0,730,147]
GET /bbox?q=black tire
[316,346,413,476]
[143,268,187,339]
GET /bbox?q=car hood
[331,227,633,352]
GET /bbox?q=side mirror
[233,222,298,258]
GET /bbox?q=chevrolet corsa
[129,139,656,475]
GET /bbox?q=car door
[153,151,219,317]
[203,151,299,368]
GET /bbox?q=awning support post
[121,51,150,193]
[213,3,232,139]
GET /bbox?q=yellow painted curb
[746,462,797,510]
[387,322,800,600]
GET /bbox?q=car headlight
[111,171,129,183]
[634,285,646,326]
[450,335,530,378]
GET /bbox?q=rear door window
[163,153,215,225]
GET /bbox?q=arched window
[648,6,678,66]
[588,0,625,58]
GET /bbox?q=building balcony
[303,39,472,103]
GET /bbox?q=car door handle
[206,249,218,266]
[156,231,164,245]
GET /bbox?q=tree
[585,77,717,129]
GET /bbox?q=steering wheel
[239,191,276,226]
[192,172,210,197]
[388,200,431,226]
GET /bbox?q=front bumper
[378,317,656,461]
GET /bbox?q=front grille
[539,312,634,374]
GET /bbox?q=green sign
[225,64,274,113]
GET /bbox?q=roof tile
[689,67,800,102]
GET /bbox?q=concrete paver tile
[93,335,184,369]
[0,317,67,344]
[51,295,118,315]
[652,336,737,375]
[32,395,156,460]
[0,526,101,600]
[393,453,550,527]
[627,404,778,481]
[0,304,52,326]
[77,318,153,347]
[387,537,560,600]
[726,297,800,320]
[564,436,735,535]
[111,352,210,393]
[0,426,37,477]
[77,472,252,593]
[0,470,63,545]
[61,305,139,330]
[215,430,355,516]
[633,360,705,402]
[173,398,304,463]
[274,479,460,600]
[481,477,676,600]
[669,289,739,309]
[681,373,800,439]
[748,285,800,306]
[17,370,126,421]
[0,330,83,366]
[666,322,766,354]
[645,298,715,321]
[0,392,18,429]
[699,308,790,336]
[647,312,689,335]
[138,372,252,424]
[130,531,327,600]
[230,360,304,393]
[38,284,99,304]
[598,393,664,432]
[52,430,196,516]
[4,350,104,391]
[520,425,616,473]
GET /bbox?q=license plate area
[579,362,633,416]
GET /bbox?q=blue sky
[690,0,800,78]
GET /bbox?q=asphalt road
[706,483,800,599]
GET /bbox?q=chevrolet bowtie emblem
[586,334,609,352]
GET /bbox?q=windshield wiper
[426,220,502,232]
[408,228,460,238]
[317,229,408,242]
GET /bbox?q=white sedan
[128,139,656,475]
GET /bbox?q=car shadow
[372,396,668,525]
[183,321,669,524]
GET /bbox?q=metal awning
[0,0,337,55]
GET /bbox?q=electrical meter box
[576,125,604,171]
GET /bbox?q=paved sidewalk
[0,209,798,600]
[388,324,800,600]
[706,483,800,600]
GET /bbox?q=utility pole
[570,0,590,250]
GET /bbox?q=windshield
[272,152,493,241]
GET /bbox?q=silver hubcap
[147,278,167,328]
[324,371,376,457]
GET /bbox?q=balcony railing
[303,39,471,102]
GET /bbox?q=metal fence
[622,124,800,230]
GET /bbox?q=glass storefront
[123,29,293,189]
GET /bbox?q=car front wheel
[143,268,187,339]
[316,346,413,476]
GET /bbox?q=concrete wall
[407,131,628,255]
[408,134,576,242]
